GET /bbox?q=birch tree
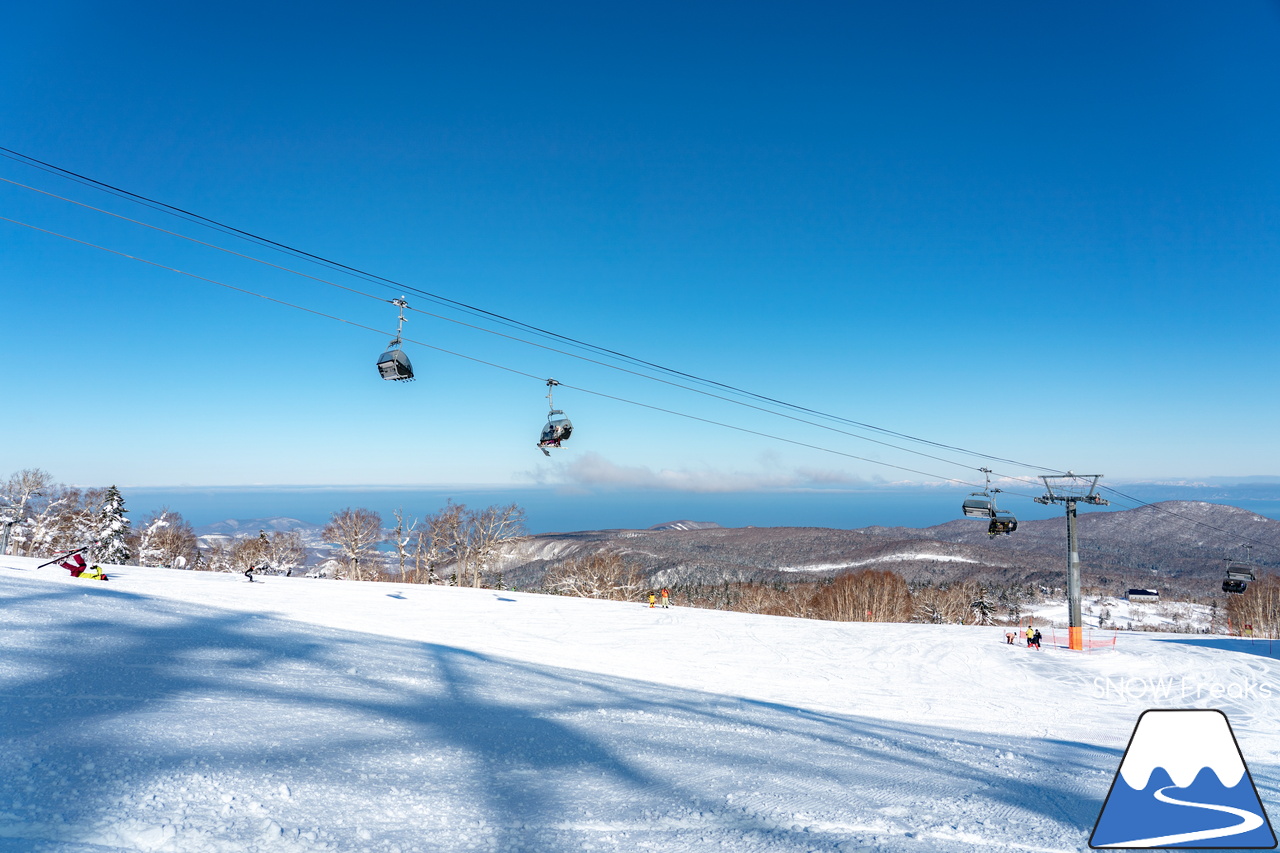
[322,508,383,581]
[1,469,55,555]
[466,503,527,588]
[390,508,417,579]
[265,530,307,575]
[135,508,198,567]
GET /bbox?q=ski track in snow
[0,559,1278,852]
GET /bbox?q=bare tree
[230,531,271,573]
[322,508,384,581]
[265,530,307,575]
[809,569,913,623]
[732,582,812,618]
[1,469,56,555]
[544,551,645,601]
[390,508,418,580]
[404,501,465,584]
[23,486,104,556]
[466,503,527,588]
[199,539,232,572]
[1226,574,1280,638]
[134,508,198,567]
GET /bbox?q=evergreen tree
[92,485,132,565]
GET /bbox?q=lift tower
[1034,473,1109,651]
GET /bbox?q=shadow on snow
[0,577,1116,851]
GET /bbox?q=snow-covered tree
[969,586,997,625]
[0,468,55,555]
[322,508,383,581]
[135,508,198,567]
[264,530,307,575]
[91,485,132,565]
[463,503,526,588]
[411,501,466,584]
[390,508,417,579]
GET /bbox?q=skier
[81,565,108,581]
[60,553,88,578]
[1025,623,1035,648]
[1032,628,1042,650]
[661,588,670,608]
[648,592,656,608]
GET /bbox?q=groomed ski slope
[1,560,1277,853]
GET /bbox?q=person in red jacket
[60,554,87,578]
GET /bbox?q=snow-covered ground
[1029,595,1215,633]
[775,554,982,573]
[1,558,1278,852]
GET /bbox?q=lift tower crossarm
[1034,473,1109,651]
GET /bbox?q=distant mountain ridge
[195,517,322,537]
[648,520,722,531]
[492,501,1280,598]
[189,502,1279,599]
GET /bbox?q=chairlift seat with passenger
[988,512,1017,536]
[538,410,573,456]
[1223,579,1248,595]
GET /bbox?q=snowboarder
[661,588,670,608]
[245,566,257,583]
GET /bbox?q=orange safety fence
[1048,626,1118,652]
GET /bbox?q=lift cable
[0,173,1055,481]
[1095,484,1280,557]
[0,146,1060,473]
[6,154,1273,552]
[4,212,1268,553]
[0,212,999,490]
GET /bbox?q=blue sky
[3,2,1279,527]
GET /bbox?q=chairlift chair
[537,379,573,456]
[377,346,414,381]
[1221,556,1256,594]
[962,470,1017,536]
[962,498,995,518]
[376,297,414,381]
[1225,564,1256,583]
[988,511,1018,537]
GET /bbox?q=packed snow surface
[776,554,983,573]
[2,558,1279,852]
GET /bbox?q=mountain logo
[1091,709,1276,849]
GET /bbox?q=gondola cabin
[377,347,414,381]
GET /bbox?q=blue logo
[1091,709,1276,848]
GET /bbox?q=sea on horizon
[120,482,1280,535]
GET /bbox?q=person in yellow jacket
[1025,623,1035,647]
[80,565,108,581]
[648,593,656,608]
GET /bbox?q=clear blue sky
[3,1,1279,521]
